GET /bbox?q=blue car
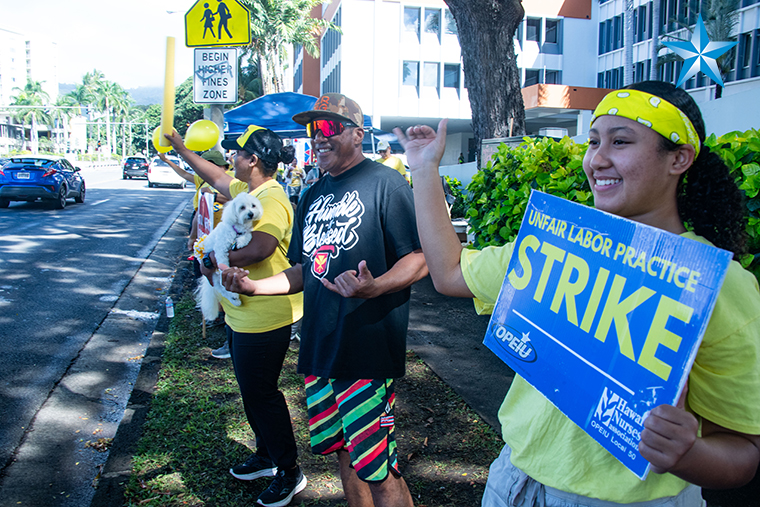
[0,156,86,209]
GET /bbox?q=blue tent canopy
[223,92,401,152]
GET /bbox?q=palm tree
[243,0,339,94]
[11,81,52,154]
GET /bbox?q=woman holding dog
[164,126,306,507]
[398,81,760,506]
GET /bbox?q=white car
[147,156,190,188]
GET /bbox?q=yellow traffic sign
[185,0,250,47]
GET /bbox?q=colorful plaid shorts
[305,376,399,482]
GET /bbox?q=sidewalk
[407,276,515,434]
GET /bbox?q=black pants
[227,325,298,469]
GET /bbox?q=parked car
[123,155,149,179]
[0,155,85,209]
[147,155,189,188]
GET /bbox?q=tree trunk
[650,0,660,80]
[624,0,634,85]
[444,0,525,166]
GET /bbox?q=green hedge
[465,136,591,248]
[464,130,760,279]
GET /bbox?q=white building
[0,27,59,153]
[293,0,760,163]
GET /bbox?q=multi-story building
[293,0,760,163]
[0,27,59,153]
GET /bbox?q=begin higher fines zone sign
[193,48,237,104]
[483,191,732,479]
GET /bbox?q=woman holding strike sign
[397,80,760,506]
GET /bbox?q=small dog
[195,192,263,321]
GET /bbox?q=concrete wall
[698,86,760,136]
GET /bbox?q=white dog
[195,192,263,321]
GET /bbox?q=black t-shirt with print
[289,158,421,379]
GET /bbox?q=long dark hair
[625,81,747,258]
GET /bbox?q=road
[0,163,193,506]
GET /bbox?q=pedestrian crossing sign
[185,0,250,48]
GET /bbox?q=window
[423,62,439,87]
[542,19,561,54]
[404,7,420,35]
[545,70,561,84]
[526,18,541,42]
[524,69,540,87]
[739,32,752,79]
[444,64,460,88]
[444,10,458,35]
[545,19,558,44]
[599,22,606,55]
[403,61,419,86]
[425,9,441,35]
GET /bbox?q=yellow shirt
[460,232,760,502]
[382,155,406,177]
[221,178,303,333]
[193,170,236,226]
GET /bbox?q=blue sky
[0,0,197,89]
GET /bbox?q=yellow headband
[591,90,700,157]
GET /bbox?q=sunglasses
[307,119,357,139]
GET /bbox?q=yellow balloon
[152,127,173,153]
[185,120,220,151]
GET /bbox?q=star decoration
[661,15,737,88]
[521,332,531,343]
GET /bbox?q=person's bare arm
[640,387,760,488]
[322,249,428,299]
[394,120,473,298]
[220,263,304,296]
[163,131,235,199]
[158,152,194,183]
[226,232,279,267]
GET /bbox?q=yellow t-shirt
[460,231,760,502]
[193,170,236,226]
[382,155,406,178]
[381,155,406,177]
[220,178,303,333]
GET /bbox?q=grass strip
[125,284,502,506]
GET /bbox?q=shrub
[444,175,467,219]
[465,136,590,248]
[464,130,760,283]
[705,128,760,278]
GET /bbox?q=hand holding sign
[639,384,698,475]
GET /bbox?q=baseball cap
[376,140,390,151]
[292,93,364,127]
[221,125,285,167]
[201,150,229,167]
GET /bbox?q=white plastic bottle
[165,296,174,318]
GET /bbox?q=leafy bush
[444,175,467,218]
[705,128,760,277]
[465,136,590,248]
[463,130,760,283]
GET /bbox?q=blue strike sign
[483,191,732,478]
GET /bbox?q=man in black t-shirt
[221,94,426,507]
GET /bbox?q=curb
[89,257,195,507]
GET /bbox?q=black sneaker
[256,466,307,507]
[229,454,277,481]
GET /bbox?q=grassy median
[123,276,502,506]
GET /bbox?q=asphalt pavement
[0,164,194,507]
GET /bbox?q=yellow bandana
[591,90,700,157]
